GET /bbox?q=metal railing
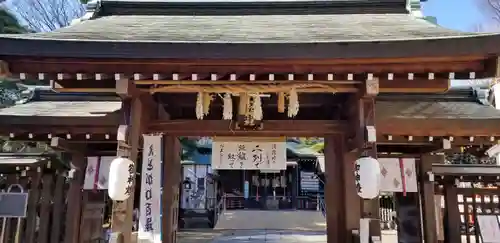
[379,195,397,230]
[212,194,226,227]
[317,195,326,217]
[220,195,321,210]
[315,195,396,230]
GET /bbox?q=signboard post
[0,184,28,218]
[0,184,28,243]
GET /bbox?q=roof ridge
[90,0,409,17]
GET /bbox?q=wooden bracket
[116,141,132,158]
[50,137,85,154]
[485,56,500,81]
[0,61,10,78]
[363,77,379,97]
[115,79,141,98]
[235,120,263,131]
[117,125,129,142]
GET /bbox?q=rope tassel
[252,94,263,121]
[222,93,233,120]
[196,92,204,120]
[203,93,212,116]
[287,88,299,118]
[277,92,285,113]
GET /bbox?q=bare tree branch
[9,0,85,32]
[475,0,500,31]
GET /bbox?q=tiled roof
[377,87,500,120]
[0,1,499,58]
[8,14,481,43]
[376,101,500,120]
[0,91,122,125]
[0,101,121,117]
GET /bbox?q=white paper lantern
[354,157,381,199]
[108,157,135,201]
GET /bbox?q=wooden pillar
[49,138,86,243]
[343,151,361,242]
[324,135,347,243]
[349,76,381,239]
[162,135,181,243]
[420,155,442,243]
[443,183,461,243]
[63,153,86,243]
[111,93,149,243]
[363,83,381,238]
[394,192,421,243]
[51,173,66,243]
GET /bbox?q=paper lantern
[108,157,135,201]
[354,156,381,199]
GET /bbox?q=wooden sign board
[212,137,286,170]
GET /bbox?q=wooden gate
[433,164,500,243]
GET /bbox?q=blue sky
[422,0,487,31]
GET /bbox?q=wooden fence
[0,155,69,243]
[433,164,500,243]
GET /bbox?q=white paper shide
[212,138,286,170]
[138,134,162,243]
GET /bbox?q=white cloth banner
[211,138,286,170]
[83,156,114,190]
[138,134,162,243]
[378,158,418,193]
[477,215,500,243]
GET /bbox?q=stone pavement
[177,210,401,243]
[177,229,401,243]
[215,210,326,231]
[209,230,326,243]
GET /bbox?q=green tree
[0,8,27,34]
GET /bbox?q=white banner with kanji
[378,158,418,193]
[83,156,114,190]
[138,134,162,243]
[211,137,286,170]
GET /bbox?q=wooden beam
[377,134,499,146]
[148,120,347,136]
[45,78,449,94]
[433,163,500,176]
[6,56,486,77]
[160,93,338,108]
[0,60,10,78]
[377,118,500,136]
[50,137,85,153]
[379,78,449,93]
